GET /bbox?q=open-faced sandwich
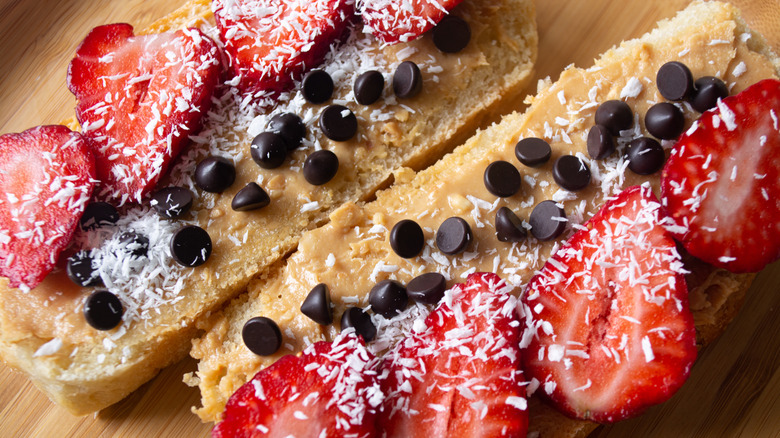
[189,1,780,436]
[0,0,538,415]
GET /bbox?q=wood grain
[0,1,777,437]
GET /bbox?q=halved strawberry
[0,125,96,291]
[360,0,464,44]
[213,0,355,96]
[212,332,382,438]
[378,273,528,437]
[68,24,220,205]
[519,185,696,423]
[661,78,780,273]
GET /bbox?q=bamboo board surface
[0,0,778,437]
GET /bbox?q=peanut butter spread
[190,1,779,423]
[0,0,537,404]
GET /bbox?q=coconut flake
[33,338,63,357]
[619,77,643,99]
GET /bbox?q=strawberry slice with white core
[212,331,382,438]
[0,125,96,291]
[378,272,528,437]
[213,0,355,96]
[68,24,220,205]
[360,0,465,44]
[661,78,780,273]
[519,185,697,423]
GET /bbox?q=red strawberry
[360,0,464,44]
[0,125,96,291]
[212,332,382,438]
[377,273,528,437]
[68,24,220,205]
[661,78,780,273]
[213,0,355,96]
[519,185,697,423]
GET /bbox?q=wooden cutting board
[0,0,778,436]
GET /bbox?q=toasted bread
[189,2,779,436]
[0,0,538,415]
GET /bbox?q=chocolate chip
[150,187,193,219]
[406,272,446,305]
[303,149,339,185]
[595,100,633,136]
[689,76,728,112]
[645,102,685,140]
[393,61,423,99]
[319,105,358,142]
[553,155,590,191]
[587,124,616,160]
[354,70,385,105]
[84,290,123,331]
[436,217,472,255]
[268,113,306,151]
[369,279,408,319]
[300,283,333,326]
[66,251,102,287]
[80,202,119,230]
[495,207,527,242]
[118,231,149,259]
[484,160,522,197]
[194,156,236,193]
[390,219,425,258]
[529,201,566,241]
[515,137,552,167]
[170,225,212,267]
[341,307,376,342]
[242,316,282,356]
[231,182,270,211]
[626,137,665,175]
[432,15,471,53]
[251,132,287,169]
[302,69,334,104]
[656,61,694,101]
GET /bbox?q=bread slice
[0,0,537,415]
[189,1,780,435]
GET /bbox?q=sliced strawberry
[360,0,464,44]
[519,185,697,423]
[0,125,95,291]
[213,0,355,96]
[212,332,382,438]
[661,78,780,273]
[68,24,220,205]
[378,273,528,437]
